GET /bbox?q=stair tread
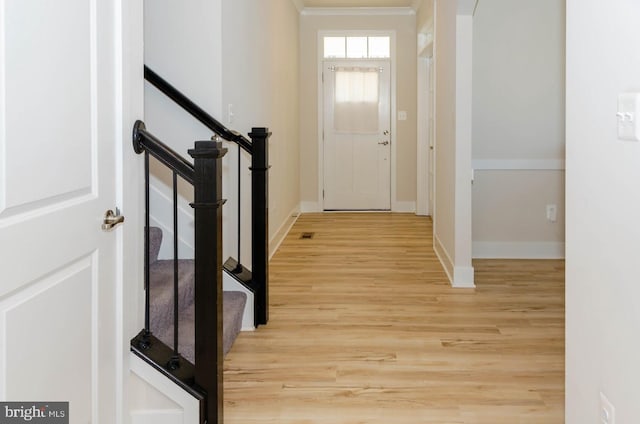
[155,291,246,363]
[147,227,247,362]
[149,259,195,335]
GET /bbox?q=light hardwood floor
[224,213,564,423]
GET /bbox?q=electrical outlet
[546,204,557,222]
[600,392,615,424]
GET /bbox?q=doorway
[322,60,391,210]
[417,55,434,216]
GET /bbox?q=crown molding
[301,7,416,16]
[291,0,305,13]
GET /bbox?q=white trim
[473,242,566,259]
[291,0,304,13]
[434,234,454,284]
[390,34,398,213]
[416,56,430,216]
[129,354,199,424]
[302,7,415,16]
[454,14,475,287]
[453,266,475,288]
[317,30,398,212]
[222,271,255,331]
[472,159,566,171]
[434,234,475,288]
[270,206,300,259]
[392,201,416,213]
[300,201,321,213]
[131,410,184,424]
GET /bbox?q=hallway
[223,213,564,423]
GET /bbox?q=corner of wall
[433,233,454,283]
[452,265,475,288]
[269,205,301,259]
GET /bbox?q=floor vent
[300,232,315,239]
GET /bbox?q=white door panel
[0,0,119,422]
[323,60,391,210]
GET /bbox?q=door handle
[378,141,389,146]
[102,209,125,231]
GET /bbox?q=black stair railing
[144,65,270,326]
[130,120,227,424]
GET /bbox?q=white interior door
[428,57,435,216]
[416,57,430,216]
[0,1,121,421]
[323,60,391,210]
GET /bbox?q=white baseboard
[270,206,300,259]
[434,234,454,284]
[392,201,416,213]
[300,201,321,213]
[453,266,475,288]
[434,234,476,288]
[473,241,565,259]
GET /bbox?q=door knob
[378,141,389,146]
[102,209,125,231]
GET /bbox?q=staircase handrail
[133,120,195,184]
[144,65,253,154]
[132,120,227,424]
[143,66,271,327]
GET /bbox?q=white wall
[566,0,640,422]
[472,0,566,259]
[144,0,225,258]
[222,0,301,259]
[428,0,474,287]
[144,0,300,264]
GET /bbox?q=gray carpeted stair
[148,227,245,362]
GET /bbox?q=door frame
[316,30,398,211]
[117,0,145,420]
[417,34,435,216]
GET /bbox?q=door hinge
[323,190,325,198]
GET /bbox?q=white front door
[323,60,391,210]
[0,1,122,421]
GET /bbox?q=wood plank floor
[224,213,564,423]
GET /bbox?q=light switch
[398,110,407,121]
[617,93,640,141]
[228,103,234,124]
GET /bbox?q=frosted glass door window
[324,37,346,58]
[333,68,379,133]
[346,37,368,58]
[323,36,390,59]
[368,37,390,58]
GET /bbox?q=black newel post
[249,127,271,326]
[188,140,227,424]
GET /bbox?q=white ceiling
[301,0,417,8]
